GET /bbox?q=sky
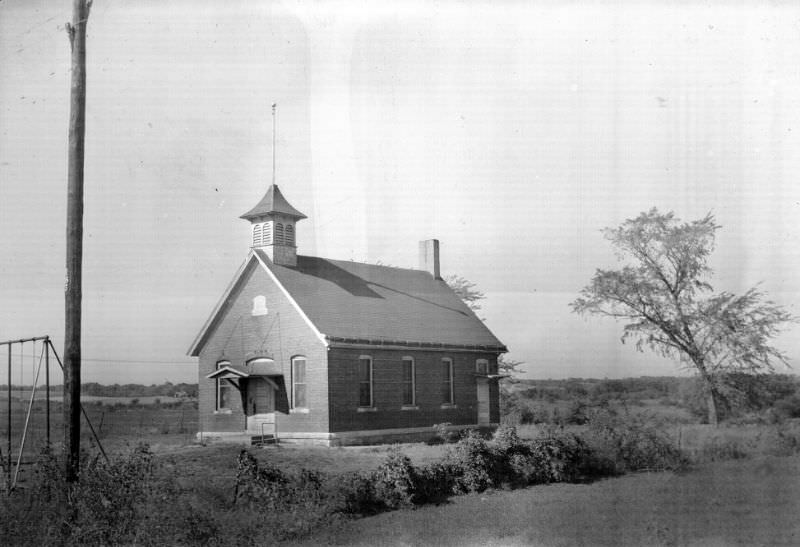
[1,0,799,385]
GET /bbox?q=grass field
[0,398,199,462]
[3,417,800,545]
[289,455,800,547]
[3,390,800,545]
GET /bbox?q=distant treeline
[504,374,800,424]
[510,375,800,403]
[510,376,697,402]
[0,382,198,398]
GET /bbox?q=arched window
[358,355,373,408]
[216,361,232,411]
[285,224,294,245]
[291,356,307,409]
[252,224,262,247]
[251,295,268,316]
[441,358,454,405]
[262,222,272,245]
[274,223,284,245]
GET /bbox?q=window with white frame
[441,357,454,405]
[292,356,307,409]
[216,361,232,411]
[358,355,373,407]
[401,357,415,406]
[251,295,268,316]
[476,359,489,375]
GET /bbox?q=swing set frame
[1,335,105,491]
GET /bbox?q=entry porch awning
[206,364,249,380]
[473,373,511,380]
[206,364,281,391]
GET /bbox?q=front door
[476,378,490,426]
[246,378,275,433]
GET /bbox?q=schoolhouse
[188,184,507,445]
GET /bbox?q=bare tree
[571,208,795,425]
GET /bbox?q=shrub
[411,461,456,504]
[528,430,605,482]
[432,422,458,443]
[585,408,686,472]
[774,394,800,420]
[233,450,289,509]
[444,430,496,493]
[1,443,182,546]
[566,399,591,425]
[372,449,416,509]
[329,471,381,516]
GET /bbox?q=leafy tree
[445,274,525,377]
[498,357,525,376]
[445,274,485,313]
[571,208,795,425]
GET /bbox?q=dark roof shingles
[240,184,307,220]
[256,251,505,351]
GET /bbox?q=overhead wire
[4,352,196,365]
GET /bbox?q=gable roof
[189,250,507,356]
[240,184,307,221]
[255,250,506,352]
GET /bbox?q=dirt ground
[287,455,800,547]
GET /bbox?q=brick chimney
[419,239,441,279]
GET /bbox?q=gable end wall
[197,262,329,435]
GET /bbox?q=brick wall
[197,260,329,434]
[327,347,500,433]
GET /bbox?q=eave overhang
[325,335,507,354]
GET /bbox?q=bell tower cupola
[240,184,306,267]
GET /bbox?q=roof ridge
[296,254,432,275]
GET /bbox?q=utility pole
[64,0,91,483]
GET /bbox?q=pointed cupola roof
[240,184,307,221]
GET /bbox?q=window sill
[289,408,310,414]
[440,403,457,410]
[357,406,377,413]
[214,409,233,415]
[401,405,419,411]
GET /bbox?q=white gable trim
[188,251,329,356]
[252,251,329,348]
[187,255,254,356]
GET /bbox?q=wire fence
[0,397,199,463]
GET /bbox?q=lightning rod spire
[271,102,277,188]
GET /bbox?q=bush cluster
[233,425,620,521]
[2,422,693,546]
[2,444,186,546]
[582,407,687,473]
